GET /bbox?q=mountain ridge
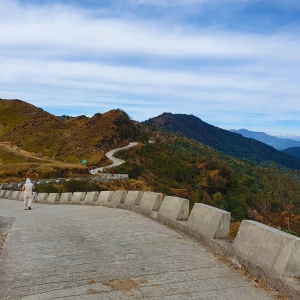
[230,128,300,150]
[145,112,300,169]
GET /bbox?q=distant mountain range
[145,113,300,169]
[230,129,300,150]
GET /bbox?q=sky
[1,0,300,136]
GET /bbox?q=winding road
[90,142,138,174]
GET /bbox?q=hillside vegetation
[145,113,300,169]
[0,99,138,165]
[114,125,300,236]
[282,146,300,159]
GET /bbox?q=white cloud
[1,0,300,133]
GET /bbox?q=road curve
[91,142,138,174]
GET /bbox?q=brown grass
[229,222,241,241]
[0,100,131,164]
[0,162,89,182]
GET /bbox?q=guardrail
[0,174,129,190]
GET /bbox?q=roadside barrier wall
[187,203,231,239]
[70,192,86,205]
[59,193,72,204]
[0,174,129,190]
[84,191,100,206]
[1,188,300,298]
[3,190,13,199]
[18,192,24,201]
[124,191,144,210]
[158,196,189,221]
[111,190,127,208]
[36,193,49,204]
[0,190,6,197]
[98,191,114,205]
[47,193,60,204]
[138,192,163,217]
[10,191,20,200]
[232,220,300,277]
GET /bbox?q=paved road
[0,199,278,300]
[91,142,138,174]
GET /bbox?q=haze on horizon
[1,0,300,136]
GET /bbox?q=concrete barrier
[187,203,230,239]
[84,191,100,205]
[47,193,60,204]
[9,191,20,200]
[33,192,38,202]
[0,190,7,197]
[111,190,127,208]
[56,178,66,184]
[139,192,163,217]
[70,192,87,204]
[3,190,13,199]
[124,191,144,209]
[35,193,49,203]
[232,220,300,277]
[158,196,189,221]
[37,180,46,185]
[97,191,114,205]
[18,191,24,201]
[60,192,72,204]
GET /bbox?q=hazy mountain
[273,133,300,141]
[230,129,300,150]
[145,113,300,169]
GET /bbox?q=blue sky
[1,0,300,136]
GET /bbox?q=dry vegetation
[0,100,135,166]
[0,100,139,182]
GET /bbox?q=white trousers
[24,194,33,209]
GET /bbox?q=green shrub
[62,179,100,192]
[36,183,60,193]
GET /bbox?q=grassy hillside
[0,141,89,181]
[0,100,138,164]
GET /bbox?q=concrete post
[35,193,49,204]
[158,196,189,221]
[84,191,100,205]
[232,220,300,277]
[70,192,87,205]
[138,192,163,218]
[47,193,61,204]
[59,192,72,204]
[187,203,230,239]
[124,191,144,210]
[111,190,128,208]
[97,191,114,206]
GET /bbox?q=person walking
[22,178,35,210]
